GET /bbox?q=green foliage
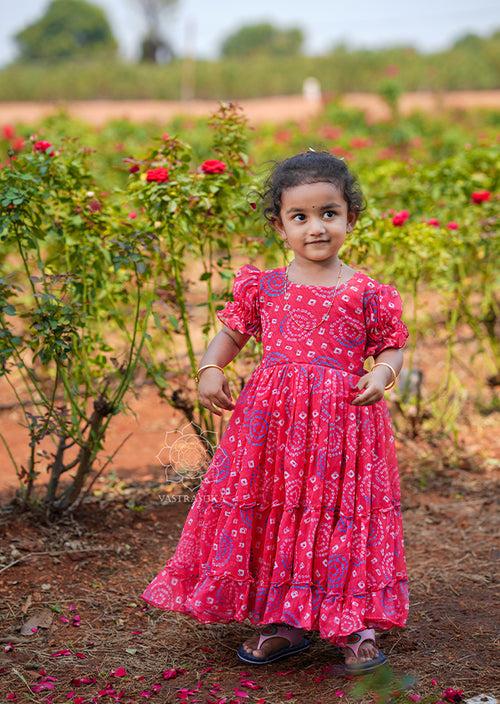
[0,103,258,516]
[0,102,498,515]
[14,0,118,63]
[1,29,498,98]
[220,22,304,59]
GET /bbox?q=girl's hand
[198,368,236,416]
[350,368,390,406]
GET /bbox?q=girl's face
[273,181,357,263]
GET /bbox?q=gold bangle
[371,362,398,390]
[194,364,225,383]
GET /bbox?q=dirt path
[1,91,499,126]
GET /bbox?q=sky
[1,0,499,66]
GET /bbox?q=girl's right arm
[197,326,251,416]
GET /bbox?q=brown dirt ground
[0,437,498,702]
[1,91,500,127]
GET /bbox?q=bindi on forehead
[285,200,343,215]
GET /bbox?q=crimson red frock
[140,263,410,645]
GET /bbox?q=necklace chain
[283,260,344,334]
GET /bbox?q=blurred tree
[220,22,304,59]
[14,0,118,62]
[131,0,179,63]
[452,32,485,51]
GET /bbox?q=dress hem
[139,575,409,645]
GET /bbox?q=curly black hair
[259,150,366,226]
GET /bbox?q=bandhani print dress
[141,263,411,645]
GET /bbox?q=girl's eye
[293,211,337,222]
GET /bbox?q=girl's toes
[359,642,377,661]
[242,636,258,654]
[342,640,379,664]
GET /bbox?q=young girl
[141,150,410,676]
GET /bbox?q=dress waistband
[258,360,366,377]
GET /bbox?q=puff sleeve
[216,264,262,342]
[363,282,409,358]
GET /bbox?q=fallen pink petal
[110,667,128,677]
[233,689,249,698]
[71,676,96,686]
[31,681,56,693]
[98,685,117,696]
[162,668,183,680]
[239,679,261,690]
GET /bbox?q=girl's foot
[241,623,306,660]
[339,628,388,674]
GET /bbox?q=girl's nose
[308,218,327,235]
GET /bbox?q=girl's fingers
[215,391,234,410]
[200,396,223,416]
[352,384,382,405]
[222,379,233,401]
[208,401,223,416]
[353,391,383,405]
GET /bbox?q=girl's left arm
[351,347,404,406]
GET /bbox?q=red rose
[349,137,372,149]
[320,126,342,140]
[250,202,257,210]
[87,199,101,213]
[471,190,491,203]
[128,164,140,173]
[331,146,353,160]
[447,221,459,230]
[392,210,409,226]
[146,167,169,182]
[34,140,52,153]
[12,137,25,151]
[2,125,15,140]
[385,63,399,77]
[128,211,137,219]
[201,159,227,174]
[426,218,440,227]
[275,130,291,144]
